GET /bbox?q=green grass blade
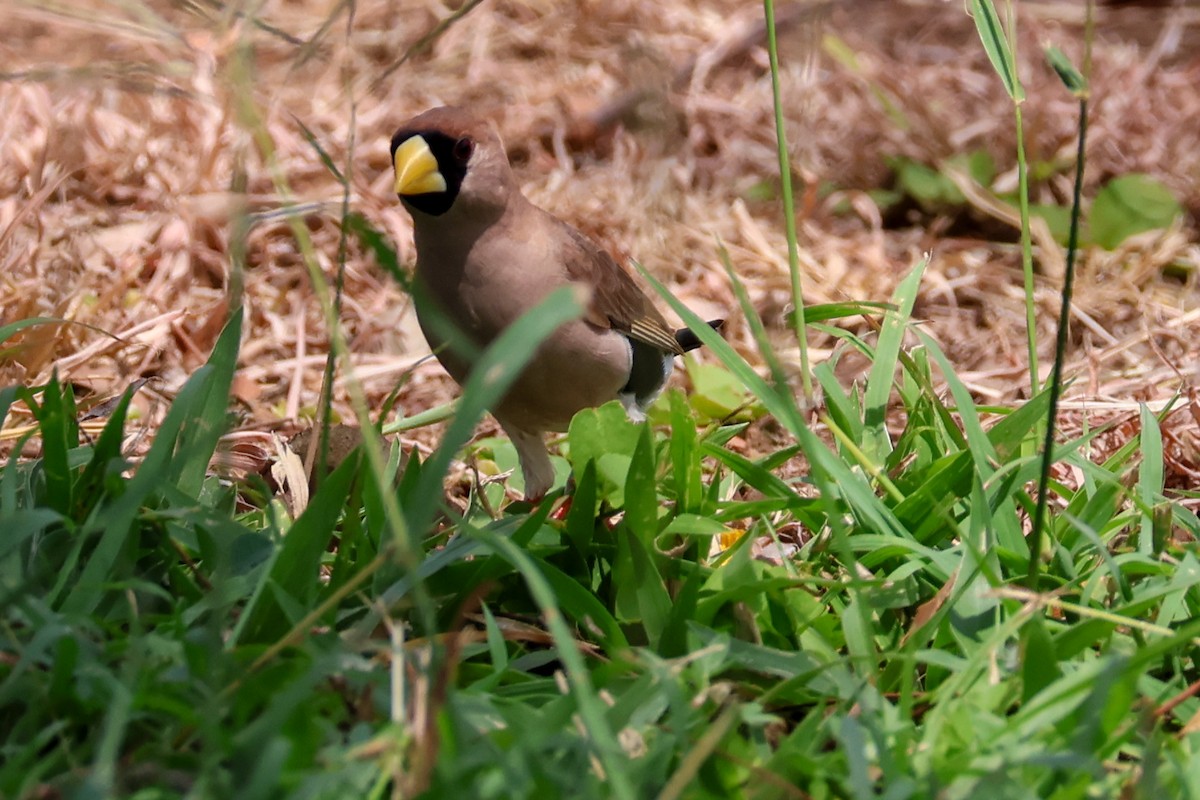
[170,309,243,496]
[1136,403,1164,556]
[237,451,360,643]
[862,257,927,462]
[969,0,1024,102]
[762,0,813,401]
[467,527,635,800]
[60,311,243,616]
[28,374,77,517]
[667,390,703,514]
[71,386,136,519]
[639,267,805,438]
[0,317,66,346]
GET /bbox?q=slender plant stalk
[1027,12,1092,588]
[970,1,1038,387]
[763,0,813,404]
[1013,101,1038,395]
[315,9,356,490]
[1001,1,1039,397]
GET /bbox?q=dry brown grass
[2,0,1198,481]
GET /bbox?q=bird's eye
[453,137,474,162]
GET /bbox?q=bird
[389,106,722,500]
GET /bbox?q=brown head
[389,106,517,222]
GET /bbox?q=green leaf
[658,568,702,658]
[1029,203,1073,245]
[987,389,1050,460]
[563,458,600,555]
[613,517,672,646]
[170,310,243,496]
[814,361,862,448]
[60,309,243,615]
[970,0,1024,102]
[466,526,636,800]
[623,425,659,537]
[535,557,629,651]
[29,374,77,517]
[890,157,964,210]
[963,149,996,187]
[238,452,360,643]
[71,385,136,520]
[1044,44,1087,95]
[784,300,894,328]
[667,390,703,514]
[0,508,64,567]
[568,400,643,507]
[1090,174,1182,250]
[891,451,971,544]
[701,442,795,499]
[0,317,68,346]
[1137,404,1164,555]
[863,258,927,461]
[685,360,757,420]
[1021,612,1062,703]
[639,263,807,438]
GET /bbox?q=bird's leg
[497,418,555,501]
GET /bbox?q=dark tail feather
[674,319,724,352]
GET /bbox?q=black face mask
[390,130,473,217]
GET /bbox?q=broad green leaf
[889,157,964,210]
[171,310,243,496]
[568,401,642,485]
[1028,203,1073,245]
[1090,174,1182,250]
[685,360,758,420]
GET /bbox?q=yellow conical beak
[393,135,447,196]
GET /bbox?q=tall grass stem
[763,0,813,404]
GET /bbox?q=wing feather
[554,218,684,356]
